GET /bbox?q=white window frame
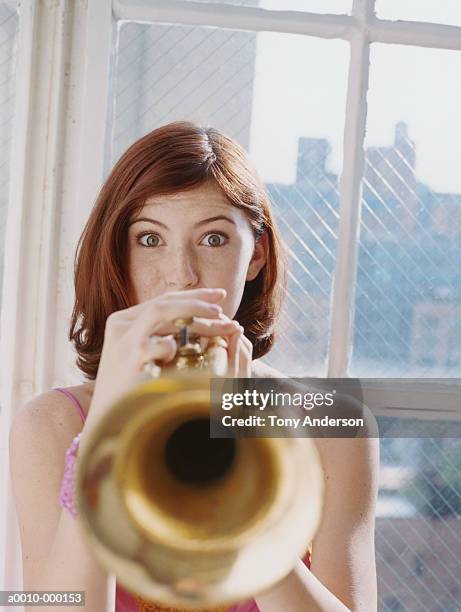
[1,0,461,597]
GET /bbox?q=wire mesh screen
[264,139,340,375]
[351,44,461,378]
[108,22,257,167]
[106,21,348,376]
[377,434,461,611]
[351,43,461,609]
[0,4,18,312]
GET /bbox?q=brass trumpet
[75,318,324,610]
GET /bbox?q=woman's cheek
[219,272,250,320]
[130,258,163,303]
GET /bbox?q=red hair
[70,121,288,380]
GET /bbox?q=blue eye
[137,233,161,247]
[202,232,228,247]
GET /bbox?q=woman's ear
[246,231,268,281]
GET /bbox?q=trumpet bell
[76,368,324,609]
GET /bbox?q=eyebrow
[129,215,236,230]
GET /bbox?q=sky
[249,0,461,194]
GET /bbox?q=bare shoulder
[10,383,93,448]
[9,383,93,526]
[9,390,78,495]
[11,388,74,431]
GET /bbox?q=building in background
[265,122,461,377]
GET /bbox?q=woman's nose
[165,249,199,289]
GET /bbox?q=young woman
[10,121,379,611]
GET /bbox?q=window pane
[180,0,351,14]
[107,22,348,375]
[377,434,461,611]
[0,4,19,313]
[351,44,461,377]
[376,0,461,28]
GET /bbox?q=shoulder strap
[53,388,86,424]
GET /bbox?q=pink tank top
[54,388,312,612]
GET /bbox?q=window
[0,0,20,592]
[0,3,18,312]
[351,44,461,378]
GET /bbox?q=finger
[226,326,243,377]
[132,299,228,338]
[237,334,253,378]
[164,287,227,302]
[138,334,178,369]
[198,311,235,352]
[145,317,241,341]
[119,288,227,322]
[239,330,253,354]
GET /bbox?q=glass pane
[0,4,19,313]
[108,21,349,375]
[351,44,461,377]
[376,0,461,28]
[377,433,461,611]
[180,0,351,14]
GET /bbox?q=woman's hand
[225,319,253,377]
[85,288,237,425]
[85,288,249,432]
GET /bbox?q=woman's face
[127,180,267,319]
